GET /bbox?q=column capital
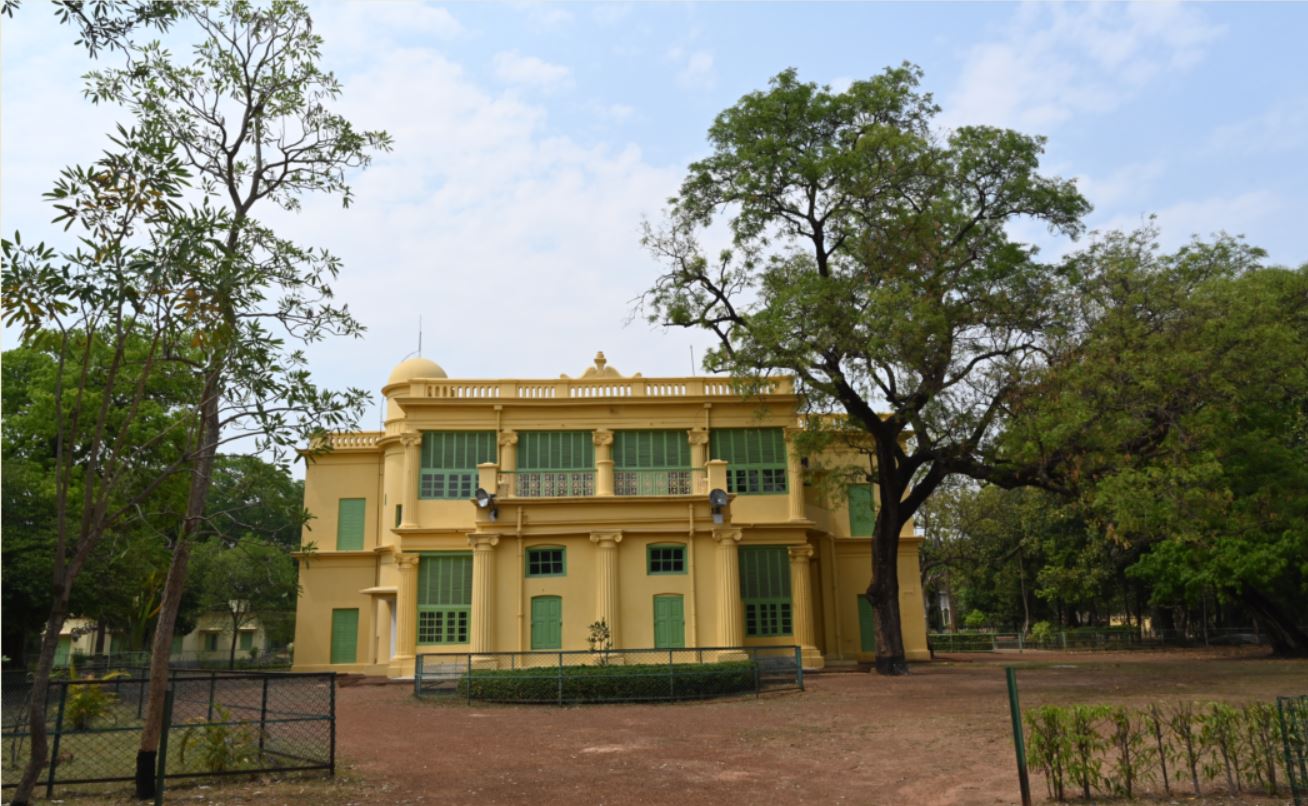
[712,528,742,545]
[400,430,421,448]
[592,429,614,447]
[498,430,518,446]
[468,533,500,550]
[788,544,815,562]
[395,553,421,569]
[589,531,623,547]
[687,428,709,445]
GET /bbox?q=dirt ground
[31,647,1308,805]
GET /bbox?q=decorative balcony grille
[512,471,595,498]
[614,468,695,496]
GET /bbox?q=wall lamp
[474,487,498,522]
[709,488,728,525]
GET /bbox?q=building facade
[291,353,929,677]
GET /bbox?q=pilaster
[713,529,744,654]
[784,427,806,522]
[468,533,499,657]
[590,531,623,646]
[594,429,614,496]
[499,431,518,495]
[399,431,420,528]
[788,543,824,669]
[393,553,420,663]
[688,428,709,493]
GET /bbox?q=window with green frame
[418,553,472,644]
[647,544,686,575]
[739,546,792,636]
[239,631,254,651]
[516,431,594,496]
[203,633,219,652]
[420,432,496,499]
[614,430,692,495]
[847,484,874,537]
[337,498,365,550]
[710,428,788,494]
[526,546,566,577]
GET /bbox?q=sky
[4,1,1307,436]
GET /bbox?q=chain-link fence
[930,626,1275,653]
[415,645,803,704]
[1,669,334,799]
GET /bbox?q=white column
[788,544,823,669]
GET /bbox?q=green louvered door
[858,596,877,652]
[530,596,562,650]
[518,432,594,496]
[614,430,692,494]
[653,595,685,649]
[847,485,874,537]
[330,608,359,664]
[337,498,366,550]
[54,637,71,667]
[710,428,788,494]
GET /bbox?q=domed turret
[387,356,447,386]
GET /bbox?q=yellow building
[291,353,928,677]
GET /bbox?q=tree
[187,535,298,668]
[77,2,388,792]
[640,65,1089,673]
[205,455,306,550]
[1005,230,1307,653]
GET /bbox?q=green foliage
[178,705,262,773]
[963,610,988,630]
[63,666,130,730]
[187,535,298,667]
[456,661,758,704]
[586,619,613,663]
[1031,621,1054,643]
[1027,700,1292,800]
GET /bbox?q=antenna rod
[418,315,423,357]
[689,345,696,376]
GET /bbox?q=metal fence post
[153,687,175,806]
[328,672,337,777]
[1006,667,1033,806]
[258,676,270,755]
[557,653,564,706]
[45,681,68,798]
[795,646,804,692]
[668,649,675,699]
[207,670,217,721]
[414,654,422,697]
[753,648,761,697]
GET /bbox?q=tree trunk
[12,600,72,805]
[1239,587,1308,657]
[135,377,221,798]
[868,480,908,674]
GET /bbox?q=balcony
[504,471,595,498]
[614,468,698,496]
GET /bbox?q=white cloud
[1075,160,1165,209]
[1207,97,1308,155]
[945,2,1223,131]
[667,47,715,89]
[493,50,572,89]
[1092,190,1281,250]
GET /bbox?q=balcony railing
[614,468,698,496]
[393,375,795,401]
[506,470,595,498]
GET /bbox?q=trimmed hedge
[456,660,758,703]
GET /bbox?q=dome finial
[594,351,607,371]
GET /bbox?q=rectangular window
[418,553,472,644]
[337,498,366,550]
[171,635,184,655]
[739,546,792,636]
[420,432,496,499]
[711,428,788,495]
[516,432,594,497]
[847,484,874,537]
[647,544,687,575]
[330,609,359,664]
[239,631,254,651]
[203,633,219,652]
[615,430,693,495]
[858,596,877,653]
[526,546,566,577]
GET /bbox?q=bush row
[456,660,758,703]
[1024,698,1307,801]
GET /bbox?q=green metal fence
[930,627,1271,653]
[2,669,334,799]
[415,645,803,704]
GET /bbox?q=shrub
[456,660,757,703]
[178,705,262,773]
[1030,621,1054,644]
[63,664,129,730]
[963,610,988,630]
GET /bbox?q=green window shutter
[420,432,496,499]
[614,431,689,468]
[530,596,563,650]
[519,432,593,469]
[204,633,218,652]
[858,596,877,652]
[239,632,254,651]
[171,635,184,655]
[739,546,792,636]
[55,637,71,667]
[847,485,874,537]
[418,553,473,644]
[330,608,359,664]
[710,428,788,494]
[337,498,366,550]
[653,595,685,649]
